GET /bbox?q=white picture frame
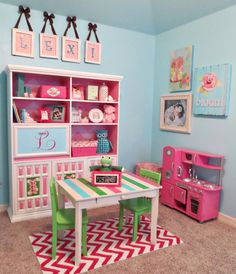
[12,28,34,58]
[62,36,81,63]
[39,33,58,59]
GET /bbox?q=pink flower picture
[169,45,193,92]
[199,73,221,94]
[193,64,231,116]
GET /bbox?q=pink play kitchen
[161,146,224,222]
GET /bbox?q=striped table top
[57,172,160,201]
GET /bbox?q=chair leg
[52,225,57,260]
[138,215,140,226]
[132,212,139,242]
[82,223,87,256]
[118,205,124,231]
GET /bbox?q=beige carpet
[0,204,236,274]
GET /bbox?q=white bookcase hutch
[7,64,123,222]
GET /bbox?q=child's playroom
[0,1,236,273]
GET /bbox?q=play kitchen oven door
[174,182,188,212]
[175,181,203,218]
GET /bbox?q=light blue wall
[0,3,155,204]
[152,6,236,218]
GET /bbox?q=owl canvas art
[96,130,112,154]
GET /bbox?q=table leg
[151,190,159,244]
[75,203,82,266]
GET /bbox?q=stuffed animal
[103,104,116,123]
[96,130,112,154]
[90,156,123,172]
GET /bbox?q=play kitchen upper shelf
[181,150,223,170]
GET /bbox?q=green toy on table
[89,156,124,172]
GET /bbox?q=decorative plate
[88,108,104,123]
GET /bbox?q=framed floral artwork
[39,33,58,59]
[169,45,193,92]
[12,28,34,58]
[160,93,192,133]
[193,64,231,116]
[62,36,81,63]
[27,176,40,197]
[85,41,101,64]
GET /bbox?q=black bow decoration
[63,16,79,39]
[14,5,33,31]
[41,11,56,35]
[86,22,100,43]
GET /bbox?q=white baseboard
[7,207,52,223]
[0,204,8,212]
[218,212,236,228]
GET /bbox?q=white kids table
[57,172,162,266]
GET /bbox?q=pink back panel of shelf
[13,72,70,99]
[72,78,119,102]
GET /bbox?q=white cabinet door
[52,158,87,181]
[13,161,51,214]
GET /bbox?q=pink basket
[72,147,97,157]
[136,162,162,176]
[40,85,67,99]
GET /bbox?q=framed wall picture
[193,64,231,116]
[40,33,58,59]
[160,93,192,133]
[62,36,81,63]
[50,105,65,122]
[12,28,34,58]
[13,125,70,158]
[85,41,101,64]
[169,45,193,92]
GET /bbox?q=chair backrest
[140,168,161,184]
[49,177,58,219]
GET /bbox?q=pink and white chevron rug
[29,216,182,273]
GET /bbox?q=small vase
[99,82,108,101]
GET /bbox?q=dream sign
[91,171,121,187]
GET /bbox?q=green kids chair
[118,169,161,241]
[49,177,88,259]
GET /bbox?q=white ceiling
[2,0,236,34]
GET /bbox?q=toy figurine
[96,129,112,154]
[90,156,123,172]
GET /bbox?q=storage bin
[40,85,67,99]
[72,147,97,157]
[136,162,162,176]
